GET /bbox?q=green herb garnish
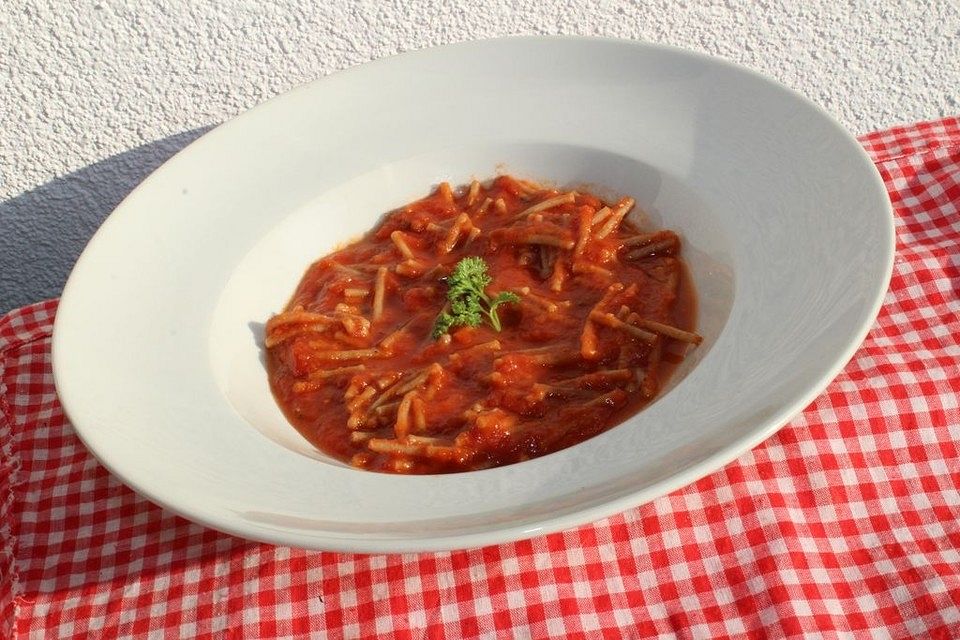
[433,257,521,338]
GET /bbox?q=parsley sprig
[433,257,521,338]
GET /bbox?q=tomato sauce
[266,176,699,473]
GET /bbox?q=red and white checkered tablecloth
[2,117,959,639]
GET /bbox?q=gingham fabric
[2,117,959,639]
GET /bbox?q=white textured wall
[1,0,958,312]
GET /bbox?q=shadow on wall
[0,126,215,314]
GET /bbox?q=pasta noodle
[390,230,415,259]
[372,266,387,321]
[514,192,577,220]
[595,197,636,239]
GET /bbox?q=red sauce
[266,176,699,474]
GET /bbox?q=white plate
[53,37,893,552]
